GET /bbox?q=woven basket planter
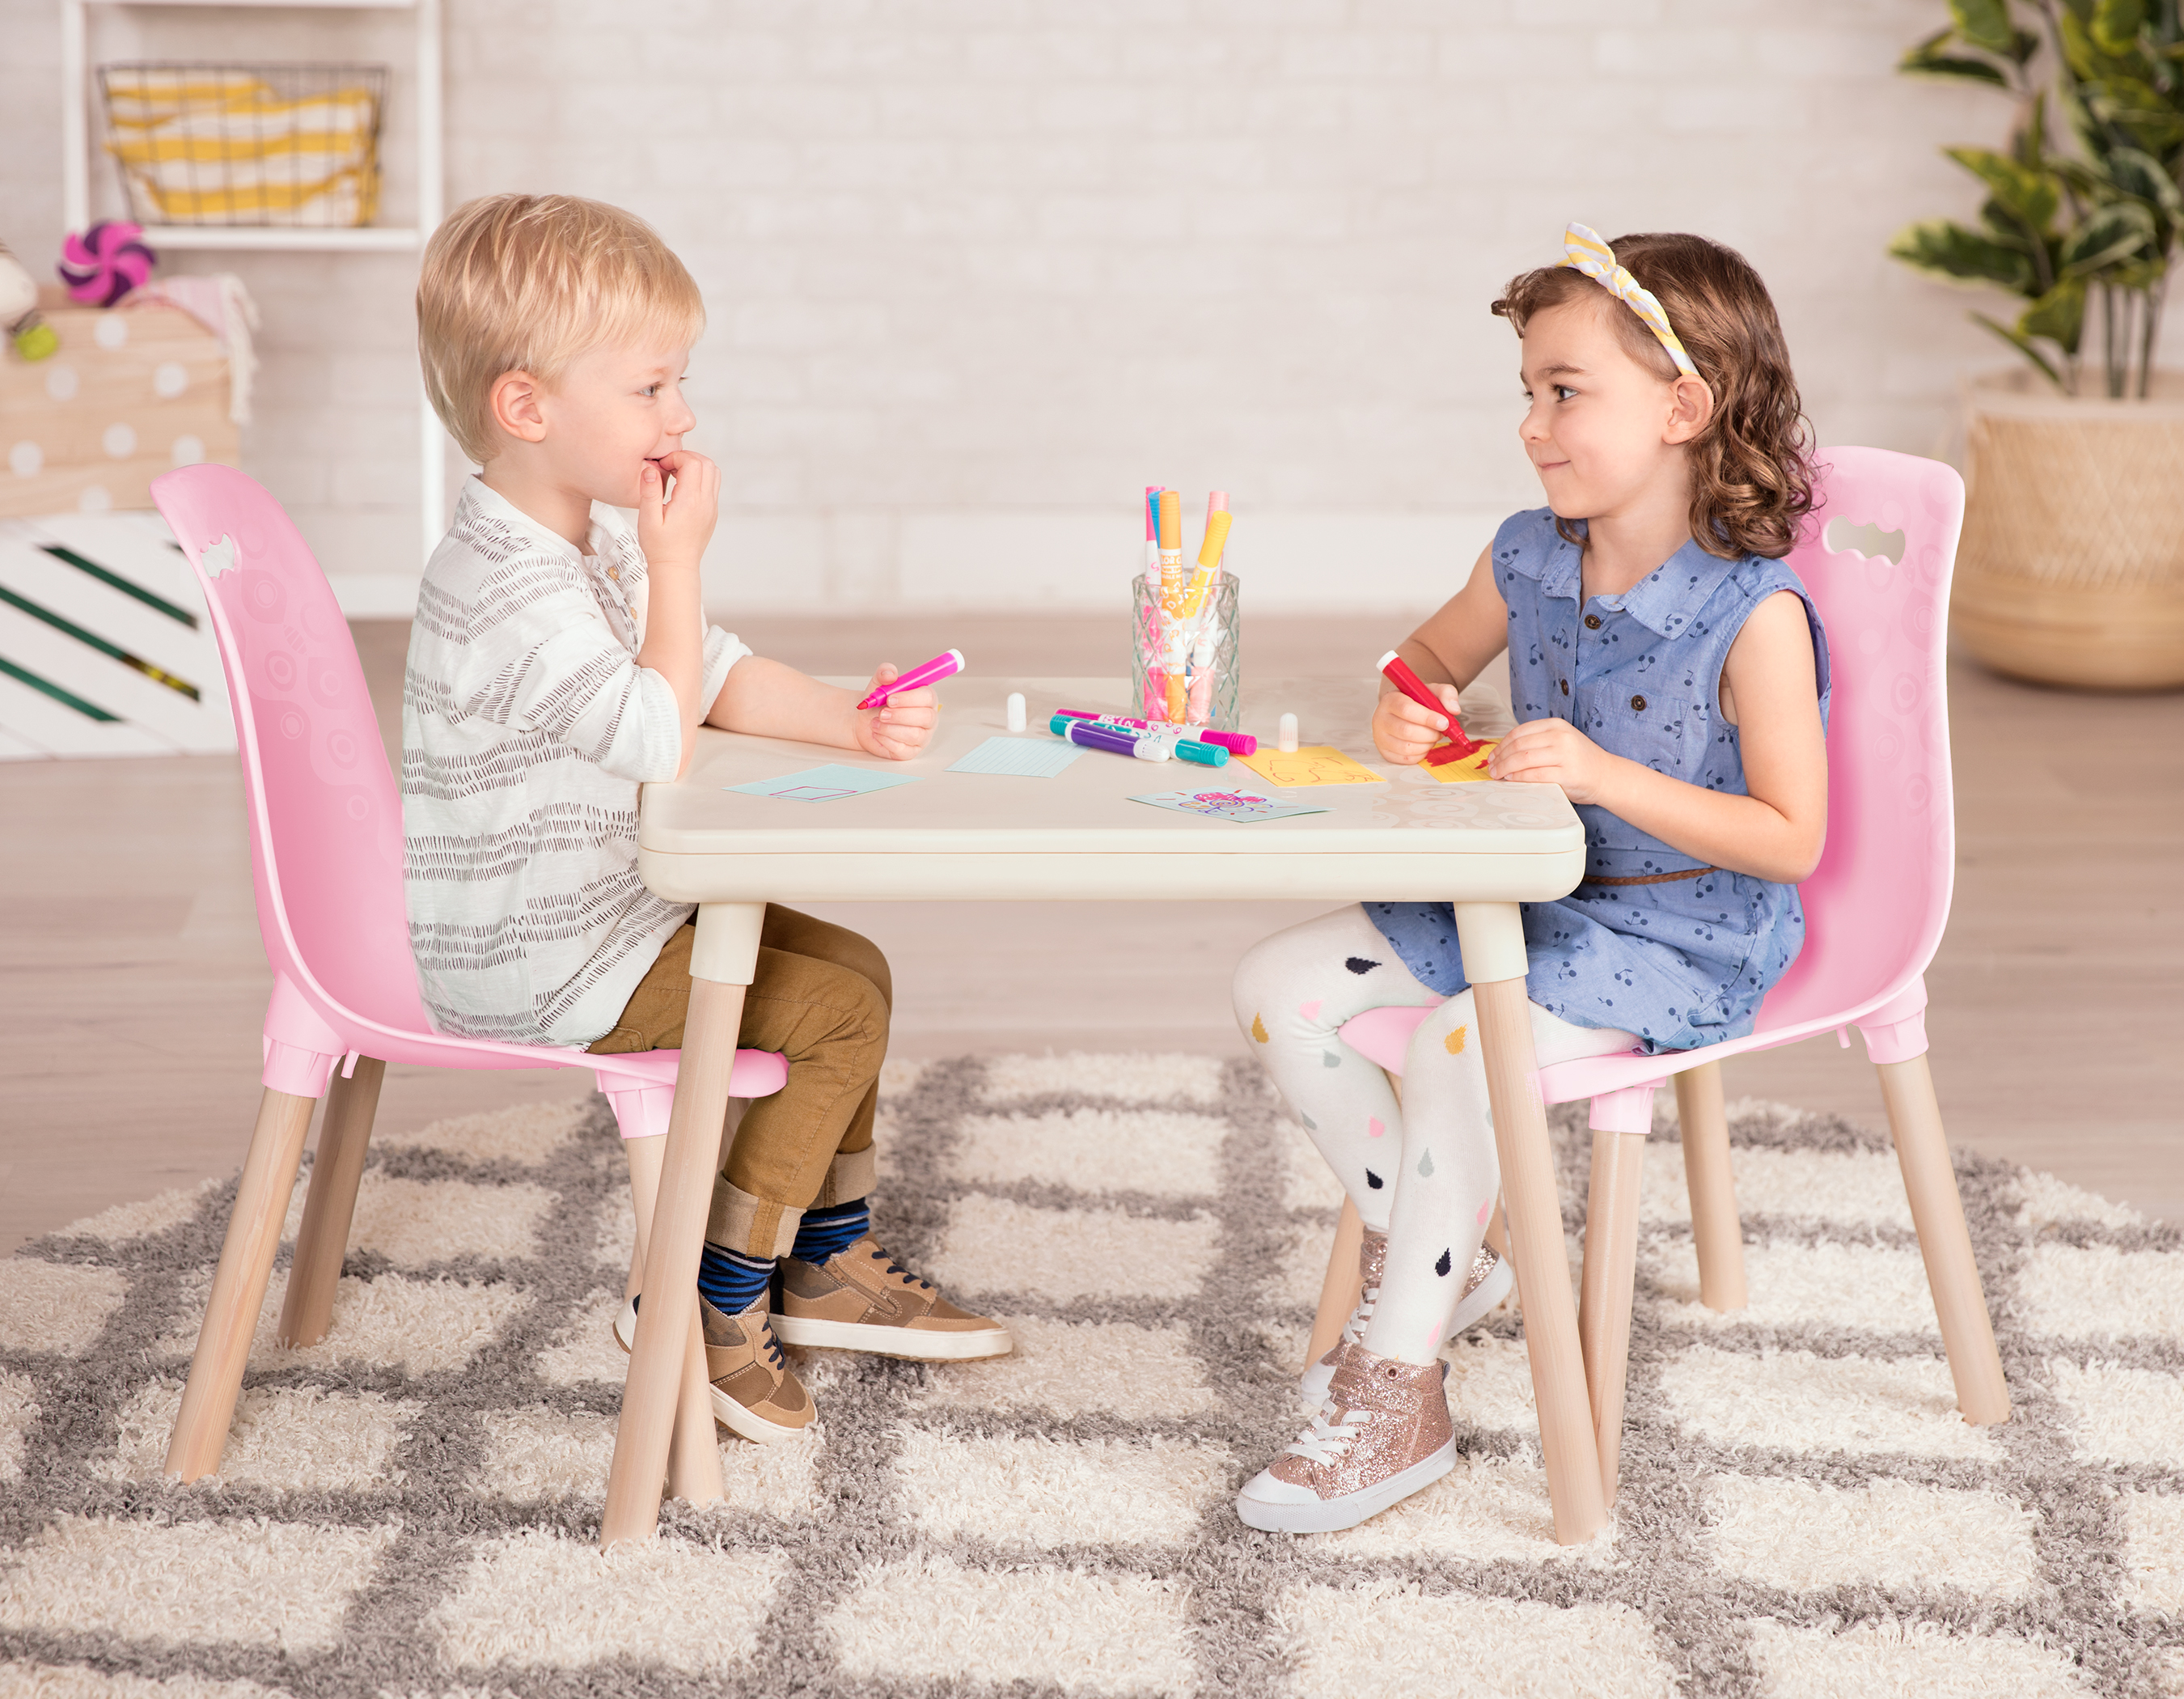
[1955,370,2184,691]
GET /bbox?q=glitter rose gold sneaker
[1300,1230,1512,1411]
[771,1235,1012,1361]
[616,1292,815,1446]
[1240,1343,1457,1533]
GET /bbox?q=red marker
[1378,650,1483,761]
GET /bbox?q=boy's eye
[639,383,659,397]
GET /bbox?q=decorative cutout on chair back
[150,464,430,1033]
[1757,447,1963,1031]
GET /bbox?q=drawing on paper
[725,763,922,803]
[1233,744,1386,788]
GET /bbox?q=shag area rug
[2,1055,2182,1699]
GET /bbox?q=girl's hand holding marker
[1374,650,1490,769]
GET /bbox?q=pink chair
[148,464,785,1491]
[1333,447,2011,1500]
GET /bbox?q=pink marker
[857,648,963,710]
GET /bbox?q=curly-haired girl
[1232,226,1831,1532]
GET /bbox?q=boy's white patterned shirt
[401,477,746,1047]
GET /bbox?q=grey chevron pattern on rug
[1,1053,2181,1697]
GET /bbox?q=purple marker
[857,648,963,710]
[1058,719,1170,761]
[1055,706,1256,756]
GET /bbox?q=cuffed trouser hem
[812,1146,877,1210]
[706,1178,803,1260]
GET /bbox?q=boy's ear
[1662,374,1715,446]
[488,370,549,445]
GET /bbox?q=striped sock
[696,1243,776,1315]
[791,1197,870,1265]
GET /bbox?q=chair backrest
[150,464,432,1035]
[1753,446,1963,1032]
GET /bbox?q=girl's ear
[1663,374,1714,445]
[489,370,549,444]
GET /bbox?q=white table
[604,675,1605,1546]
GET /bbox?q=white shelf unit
[60,0,447,564]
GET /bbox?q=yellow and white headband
[1558,222,1698,379]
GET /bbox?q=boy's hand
[637,450,719,572]
[1372,681,1458,765]
[1488,718,1623,804]
[853,663,939,761]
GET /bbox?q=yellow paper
[1425,739,1500,783]
[1234,745,1386,788]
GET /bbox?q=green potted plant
[1891,0,2184,689]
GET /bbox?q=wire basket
[98,61,387,227]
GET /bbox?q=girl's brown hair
[1493,232,1816,560]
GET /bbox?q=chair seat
[1337,974,1932,1114]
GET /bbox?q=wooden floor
[4,612,2179,1252]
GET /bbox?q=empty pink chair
[148,464,785,1486]
[1335,447,2010,1497]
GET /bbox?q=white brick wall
[6,1,2172,617]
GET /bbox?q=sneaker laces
[867,1244,933,1293]
[1338,1281,1380,1349]
[1285,1405,1373,1464]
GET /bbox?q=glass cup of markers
[1133,570,1240,733]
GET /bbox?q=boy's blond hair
[417,194,704,465]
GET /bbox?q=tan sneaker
[1238,1344,1456,1533]
[1300,1229,1513,1411]
[614,1292,815,1446]
[771,1235,1012,1361]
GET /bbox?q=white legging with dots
[1234,905,1634,1366]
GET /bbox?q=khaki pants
[589,905,889,1260]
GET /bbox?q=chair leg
[1306,1197,1366,1371]
[1674,1062,1746,1312]
[277,1057,384,1348]
[166,1086,317,1481]
[1877,1056,2011,1425]
[1577,1129,1646,1505]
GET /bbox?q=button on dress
[1366,507,1831,1054]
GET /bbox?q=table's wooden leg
[1452,901,1606,1545]
[620,1130,726,1506]
[601,900,765,1549]
[1306,1197,1365,1371]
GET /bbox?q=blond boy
[408,194,1008,1443]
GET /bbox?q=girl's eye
[1555,385,1577,402]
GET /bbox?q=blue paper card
[726,764,922,803]
[1128,786,1330,823]
[947,735,1083,777]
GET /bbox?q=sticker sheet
[1128,787,1331,823]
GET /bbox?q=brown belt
[1581,865,1717,888]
